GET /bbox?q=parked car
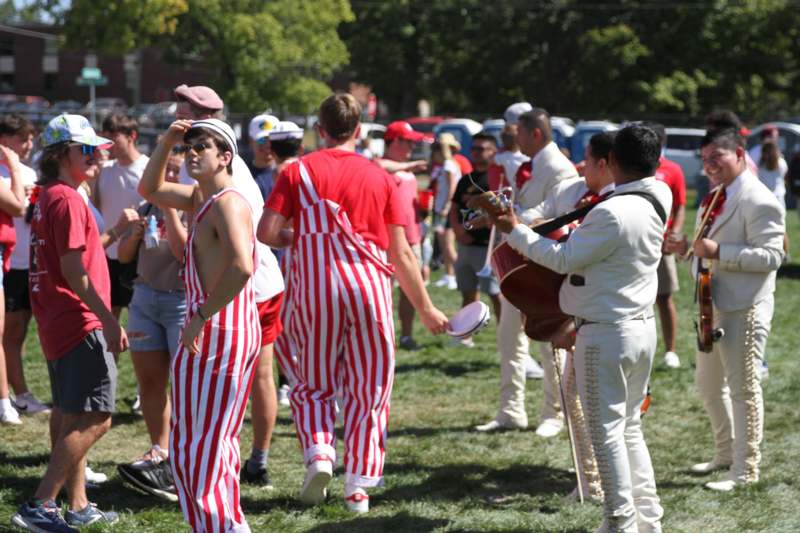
[406,116,448,142]
[747,122,800,161]
[551,116,576,153]
[150,101,177,127]
[128,103,158,128]
[358,122,386,159]
[481,119,505,147]
[569,120,619,163]
[83,97,127,125]
[664,127,705,189]
[433,118,483,156]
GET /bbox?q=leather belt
[574,313,655,330]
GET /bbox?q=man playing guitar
[667,128,784,491]
[482,125,671,532]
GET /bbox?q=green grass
[3,202,800,532]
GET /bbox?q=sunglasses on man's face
[171,145,188,155]
[182,141,213,155]
[72,144,98,156]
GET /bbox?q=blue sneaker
[64,503,119,527]
[11,499,78,533]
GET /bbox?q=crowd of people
[0,85,790,533]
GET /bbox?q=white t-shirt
[180,155,284,302]
[0,163,36,270]
[0,162,37,270]
[431,158,461,214]
[758,157,788,209]
[97,155,149,259]
[494,150,530,186]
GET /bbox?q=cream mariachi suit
[508,177,672,532]
[522,176,614,501]
[692,169,784,485]
[495,141,578,429]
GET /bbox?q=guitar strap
[532,190,667,236]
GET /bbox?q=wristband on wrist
[108,227,118,241]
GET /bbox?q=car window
[666,135,702,151]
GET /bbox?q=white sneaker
[277,384,290,407]
[535,418,564,438]
[433,276,449,288]
[524,356,544,379]
[449,336,475,348]
[704,479,739,492]
[344,487,369,513]
[690,459,731,475]
[664,351,680,369]
[446,276,458,290]
[85,465,108,484]
[299,455,333,505]
[474,419,527,432]
[131,395,142,415]
[0,405,22,425]
[12,393,51,415]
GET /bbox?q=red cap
[174,84,224,111]
[385,121,426,142]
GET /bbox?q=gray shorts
[657,253,679,296]
[47,329,117,413]
[455,244,500,295]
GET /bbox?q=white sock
[0,398,12,411]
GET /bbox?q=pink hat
[174,84,224,111]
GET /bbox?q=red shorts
[257,293,284,346]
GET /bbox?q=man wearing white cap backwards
[260,93,449,513]
[174,85,285,491]
[139,118,261,533]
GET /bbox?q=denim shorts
[127,282,187,356]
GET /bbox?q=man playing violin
[666,128,784,491]
[483,125,671,532]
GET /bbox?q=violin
[689,186,726,352]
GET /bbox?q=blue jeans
[127,282,187,357]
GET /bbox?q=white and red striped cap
[189,118,238,157]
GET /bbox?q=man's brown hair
[318,93,361,142]
[0,114,34,138]
[518,108,552,143]
[102,113,139,137]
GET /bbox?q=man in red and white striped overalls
[139,118,261,532]
[260,93,448,513]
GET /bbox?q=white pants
[495,295,561,427]
[575,317,662,533]
[695,296,772,483]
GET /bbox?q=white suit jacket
[514,142,578,211]
[508,177,672,323]
[694,170,785,312]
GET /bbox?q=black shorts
[3,268,30,312]
[47,329,117,413]
[108,258,135,308]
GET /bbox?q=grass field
[2,201,800,532]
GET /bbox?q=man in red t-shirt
[259,94,448,513]
[650,123,686,370]
[14,114,126,530]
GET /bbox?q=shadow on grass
[388,424,475,438]
[306,512,450,532]
[777,263,800,279]
[0,449,51,469]
[395,360,495,377]
[380,461,574,504]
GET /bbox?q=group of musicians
[473,105,785,533]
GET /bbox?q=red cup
[418,190,434,211]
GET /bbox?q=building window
[0,74,13,92]
[44,73,57,91]
[0,38,13,57]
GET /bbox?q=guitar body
[696,267,715,352]
[492,241,574,342]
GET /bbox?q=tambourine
[447,301,491,340]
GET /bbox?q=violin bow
[683,184,725,261]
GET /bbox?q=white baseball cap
[189,119,238,157]
[248,114,280,142]
[503,102,533,125]
[269,121,304,141]
[41,114,112,148]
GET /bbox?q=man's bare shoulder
[210,190,253,223]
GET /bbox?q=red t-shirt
[391,170,422,245]
[266,149,406,250]
[29,182,111,360]
[655,156,686,230]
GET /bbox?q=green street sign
[76,76,108,86]
[81,67,102,80]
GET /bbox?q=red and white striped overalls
[288,161,396,489]
[170,188,262,533]
[273,251,299,386]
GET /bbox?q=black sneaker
[240,459,274,489]
[398,336,421,351]
[11,499,78,532]
[117,458,178,502]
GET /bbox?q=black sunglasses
[171,145,188,154]
[182,141,213,155]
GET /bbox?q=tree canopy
[341,0,800,122]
